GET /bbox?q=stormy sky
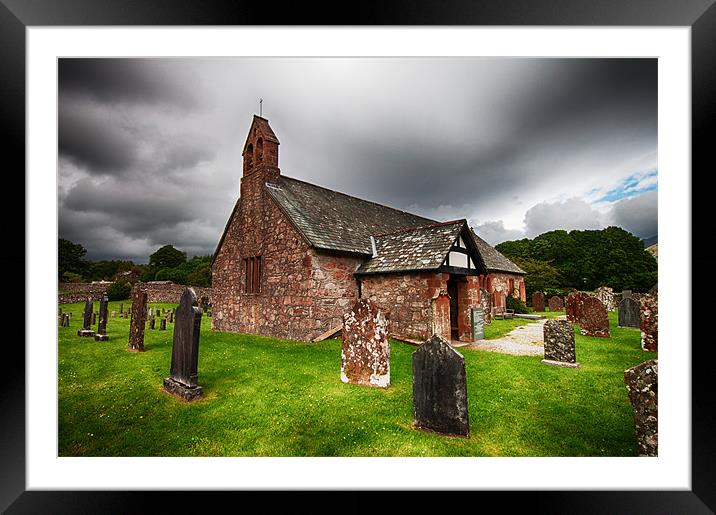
[58,58,657,263]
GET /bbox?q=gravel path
[466,318,552,356]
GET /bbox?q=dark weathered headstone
[77,298,95,337]
[565,291,589,323]
[594,286,616,311]
[471,307,484,340]
[532,291,545,312]
[95,295,110,341]
[91,312,97,326]
[128,290,148,352]
[542,319,579,368]
[160,318,167,331]
[169,311,174,323]
[163,288,204,401]
[624,359,658,456]
[149,316,156,330]
[548,296,563,312]
[412,334,469,437]
[119,303,124,314]
[579,296,610,338]
[618,297,640,328]
[640,292,658,352]
[341,298,390,388]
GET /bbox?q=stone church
[211,116,526,342]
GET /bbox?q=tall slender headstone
[624,359,658,456]
[160,318,167,331]
[471,307,485,340]
[149,316,156,330]
[640,292,658,352]
[128,290,148,352]
[532,291,545,312]
[163,288,204,401]
[412,334,469,437]
[95,295,110,341]
[542,319,580,368]
[169,311,174,323]
[119,303,124,314]
[618,297,640,328]
[341,298,390,388]
[77,298,95,337]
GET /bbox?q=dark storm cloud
[57,57,657,262]
[59,58,201,108]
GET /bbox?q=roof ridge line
[372,219,466,238]
[280,175,436,223]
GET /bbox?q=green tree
[58,238,89,281]
[148,245,187,270]
[510,257,561,297]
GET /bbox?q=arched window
[246,143,254,169]
[255,138,263,163]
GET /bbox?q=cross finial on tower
[259,98,263,117]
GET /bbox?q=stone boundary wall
[58,282,112,304]
[132,282,213,304]
[58,281,212,305]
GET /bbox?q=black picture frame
[3,1,712,512]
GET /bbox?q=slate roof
[356,220,467,274]
[471,229,526,274]
[265,176,435,255]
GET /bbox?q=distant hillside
[641,235,658,247]
[646,244,658,258]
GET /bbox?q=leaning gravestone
[542,319,580,368]
[471,307,484,340]
[532,291,545,312]
[128,290,148,352]
[640,292,658,352]
[618,297,640,328]
[77,298,95,337]
[412,334,469,437]
[548,296,563,312]
[95,295,109,341]
[341,298,390,388]
[163,288,204,401]
[565,291,589,323]
[594,286,616,311]
[624,359,658,456]
[579,296,610,338]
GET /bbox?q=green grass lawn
[58,301,656,457]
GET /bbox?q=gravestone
[163,288,203,401]
[640,292,658,352]
[618,297,640,328]
[91,312,97,326]
[532,291,545,312]
[119,303,123,314]
[412,334,469,437]
[594,286,616,311]
[60,313,70,327]
[128,290,148,352]
[548,296,563,312]
[149,316,155,330]
[169,311,174,323]
[579,296,610,338]
[541,319,580,368]
[565,291,589,323]
[160,318,167,331]
[77,298,95,337]
[341,298,390,388]
[95,295,110,341]
[480,287,492,325]
[624,359,658,456]
[471,307,485,340]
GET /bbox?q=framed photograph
[5,0,712,512]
